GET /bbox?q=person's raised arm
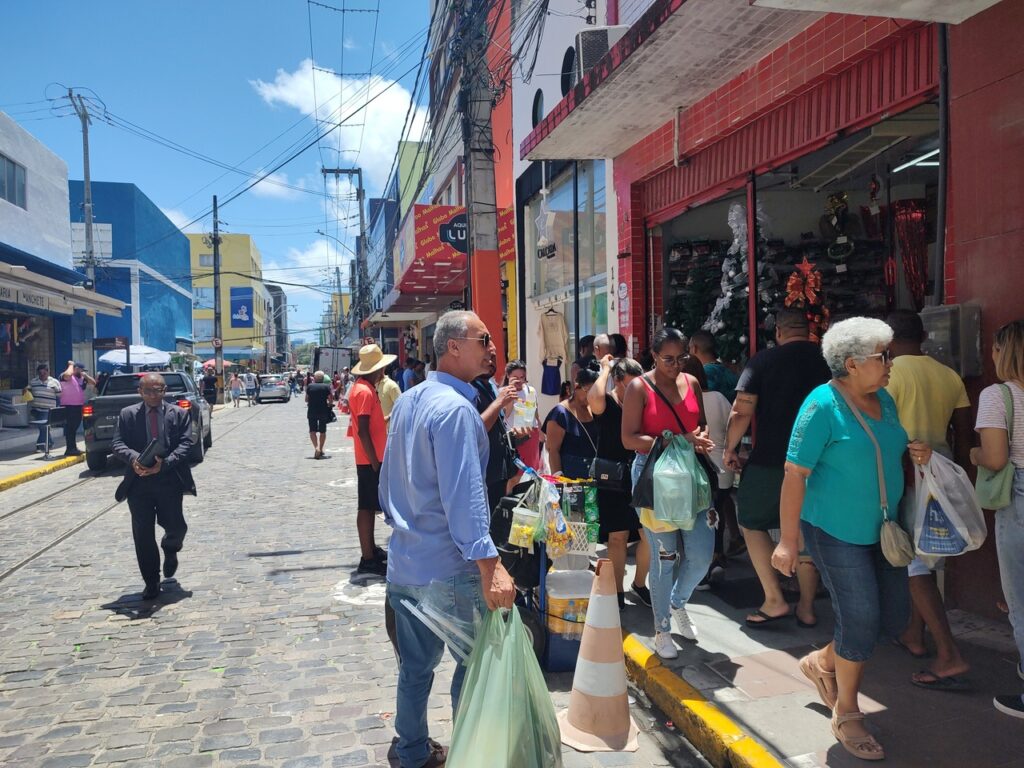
[61,361,74,381]
[480,385,517,431]
[724,392,757,471]
[621,377,655,453]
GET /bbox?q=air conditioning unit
[575,25,629,81]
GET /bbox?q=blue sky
[2,0,430,340]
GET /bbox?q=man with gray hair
[380,310,515,768]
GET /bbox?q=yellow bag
[22,388,34,403]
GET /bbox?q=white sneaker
[673,607,698,641]
[654,631,678,659]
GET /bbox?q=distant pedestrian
[689,329,739,402]
[201,368,218,410]
[571,334,596,383]
[27,363,62,452]
[305,371,334,459]
[227,373,242,407]
[724,309,829,629]
[401,358,418,392]
[502,360,542,473]
[242,370,257,406]
[348,344,394,577]
[59,360,95,456]
[380,310,515,768]
[111,373,196,601]
[377,362,401,431]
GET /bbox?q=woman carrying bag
[771,317,932,761]
[971,319,1024,720]
[622,327,715,659]
[543,366,600,479]
[589,355,649,609]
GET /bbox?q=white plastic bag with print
[912,453,987,557]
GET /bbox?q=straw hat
[351,344,397,375]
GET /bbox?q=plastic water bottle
[564,600,576,639]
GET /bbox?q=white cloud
[344,37,358,50]
[250,170,307,200]
[265,238,351,304]
[249,59,427,195]
[160,207,204,234]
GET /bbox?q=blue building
[68,181,192,357]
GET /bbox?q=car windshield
[102,374,189,395]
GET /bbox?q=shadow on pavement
[100,579,193,620]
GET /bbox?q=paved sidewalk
[617,553,1024,768]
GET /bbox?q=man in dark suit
[112,373,197,600]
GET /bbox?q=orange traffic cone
[558,558,639,752]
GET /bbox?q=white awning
[0,262,124,317]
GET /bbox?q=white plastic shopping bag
[913,453,987,557]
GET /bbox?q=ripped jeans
[634,451,716,633]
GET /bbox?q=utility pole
[458,0,506,372]
[335,265,344,345]
[321,168,368,336]
[212,195,224,403]
[69,89,97,290]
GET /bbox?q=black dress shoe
[163,550,178,579]
[142,583,161,600]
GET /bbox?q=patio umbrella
[98,345,171,367]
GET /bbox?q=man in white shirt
[27,363,62,451]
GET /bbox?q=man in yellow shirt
[886,310,973,691]
[377,361,402,431]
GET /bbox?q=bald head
[140,373,165,388]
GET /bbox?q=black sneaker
[163,550,178,579]
[994,694,1024,719]
[630,583,652,607]
[373,545,388,563]
[617,592,626,610]
[141,583,160,600]
[356,557,387,578]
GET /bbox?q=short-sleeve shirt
[544,404,598,478]
[305,382,332,414]
[348,378,387,466]
[60,374,86,406]
[976,381,1024,469]
[787,384,908,545]
[704,362,738,403]
[737,340,832,467]
[202,374,217,396]
[886,354,969,457]
[377,376,401,423]
[28,376,62,410]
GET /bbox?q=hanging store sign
[0,279,68,314]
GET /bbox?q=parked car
[83,372,212,472]
[256,375,290,403]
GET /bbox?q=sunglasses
[658,355,689,367]
[141,387,167,395]
[860,349,893,365]
[455,334,492,347]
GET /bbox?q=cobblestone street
[0,401,702,768]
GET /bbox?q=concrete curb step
[623,633,784,768]
[0,454,84,493]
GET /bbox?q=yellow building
[187,234,272,366]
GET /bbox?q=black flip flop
[911,670,971,692]
[892,639,932,659]
[797,617,818,629]
[745,609,791,628]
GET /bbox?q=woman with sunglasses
[971,319,1024,720]
[771,317,931,761]
[622,327,715,659]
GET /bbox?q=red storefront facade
[524,0,1024,615]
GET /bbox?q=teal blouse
[787,383,908,545]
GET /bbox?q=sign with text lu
[230,287,254,328]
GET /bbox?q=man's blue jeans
[30,407,52,449]
[387,574,487,768]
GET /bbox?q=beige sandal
[831,710,885,761]
[799,651,837,708]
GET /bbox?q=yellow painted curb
[623,633,785,768]
[0,454,84,493]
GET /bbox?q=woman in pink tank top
[622,327,716,659]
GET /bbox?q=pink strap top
[640,375,699,444]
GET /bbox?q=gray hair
[433,310,478,360]
[821,317,893,378]
[612,357,643,380]
[313,370,326,381]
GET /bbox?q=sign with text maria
[230,287,254,328]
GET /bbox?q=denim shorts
[801,520,909,662]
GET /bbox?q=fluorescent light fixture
[917,161,940,166]
[893,149,940,173]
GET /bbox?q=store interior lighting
[893,148,940,173]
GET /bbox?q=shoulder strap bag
[641,375,720,494]
[975,384,1015,510]
[830,382,914,566]
[562,403,627,491]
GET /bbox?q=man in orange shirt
[348,344,395,578]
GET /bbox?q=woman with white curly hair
[771,316,932,761]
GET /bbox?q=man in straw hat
[349,343,395,578]
[380,310,515,768]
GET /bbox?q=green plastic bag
[447,609,562,768]
[652,435,711,530]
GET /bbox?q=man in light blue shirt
[381,310,515,768]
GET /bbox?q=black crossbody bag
[561,404,629,491]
